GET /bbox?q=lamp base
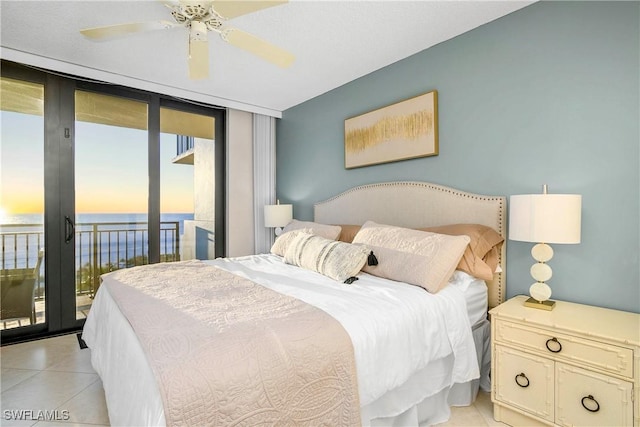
[523,297,556,311]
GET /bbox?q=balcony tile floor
[1,333,505,427]
[1,296,93,331]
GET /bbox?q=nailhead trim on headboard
[314,181,506,308]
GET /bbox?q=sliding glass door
[1,61,226,342]
[0,76,47,331]
[74,90,149,319]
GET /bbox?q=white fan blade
[223,28,294,68]
[189,38,210,79]
[81,21,176,40]
[213,0,287,19]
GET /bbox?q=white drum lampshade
[264,203,293,236]
[509,186,581,310]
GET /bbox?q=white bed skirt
[84,283,490,427]
[369,319,491,426]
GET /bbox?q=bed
[82,181,506,427]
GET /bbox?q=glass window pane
[75,91,148,320]
[0,77,46,330]
[160,108,214,261]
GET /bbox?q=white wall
[226,109,255,257]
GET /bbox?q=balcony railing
[0,221,180,299]
[176,135,194,156]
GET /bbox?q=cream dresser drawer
[494,345,554,422]
[495,319,634,378]
[490,296,640,427]
[556,363,633,426]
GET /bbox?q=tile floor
[1,333,108,427]
[436,391,508,427]
[1,333,507,427]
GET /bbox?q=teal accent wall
[276,1,639,313]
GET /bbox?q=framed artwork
[344,90,438,169]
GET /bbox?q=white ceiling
[0,0,534,117]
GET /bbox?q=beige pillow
[362,246,438,293]
[353,221,470,293]
[336,224,362,243]
[270,229,312,256]
[419,224,504,280]
[282,219,341,240]
[483,245,502,274]
[284,232,369,282]
[349,222,502,278]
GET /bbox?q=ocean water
[0,213,194,270]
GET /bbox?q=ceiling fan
[80,0,295,79]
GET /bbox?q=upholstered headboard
[313,181,506,309]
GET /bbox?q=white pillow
[284,232,369,282]
[282,219,341,241]
[353,221,470,293]
[270,229,312,257]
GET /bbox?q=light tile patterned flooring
[436,392,508,427]
[0,333,507,427]
[0,334,108,427]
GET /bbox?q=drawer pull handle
[514,373,530,388]
[581,395,600,413]
[545,337,562,353]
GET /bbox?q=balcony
[172,135,194,165]
[0,221,180,330]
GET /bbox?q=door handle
[65,216,75,244]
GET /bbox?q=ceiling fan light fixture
[204,16,224,32]
[189,20,208,41]
[171,10,188,25]
[180,2,210,20]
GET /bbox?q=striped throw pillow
[284,232,369,282]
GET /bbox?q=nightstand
[490,295,640,426]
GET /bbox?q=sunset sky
[1,110,195,217]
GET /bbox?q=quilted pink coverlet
[102,261,361,426]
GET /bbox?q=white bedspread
[83,254,479,426]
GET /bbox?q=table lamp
[509,185,581,310]
[264,201,293,236]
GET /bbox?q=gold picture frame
[344,90,438,169]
